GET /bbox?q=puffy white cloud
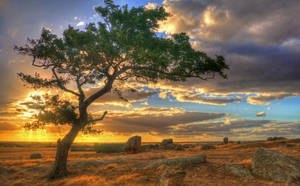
[76,21,85,27]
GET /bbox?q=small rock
[158,168,186,186]
[30,153,42,159]
[251,149,300,182]
[225,164,253,178]
[124,136,141,154]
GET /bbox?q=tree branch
[88,111,108,124]
[84,77,114,106]
[76,75,85,101]
[51,68,80,97]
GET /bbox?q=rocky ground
[0,139,300,185]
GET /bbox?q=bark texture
[49,125,81,179]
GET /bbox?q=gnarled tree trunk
[49,124,81,179]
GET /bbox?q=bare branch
[88,111,108,124]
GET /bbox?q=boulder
[124,136,141,154]
[251,149,300,182]
[148,155,206,169]
[225,164,253,178]
[160,139,174,149]
[223,137,229,144]
[158,168,186,186]
[29,153,42,159]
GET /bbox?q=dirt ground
[0,139,300,186]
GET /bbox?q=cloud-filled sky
[0,0,299,142]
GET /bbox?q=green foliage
[21,94,78,129]
[94,143,125,153]
[15,0,228,133]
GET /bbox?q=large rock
[29,153,42,159]
[124,136,141,154]
[225,164,253,178]
[160,139,174,149]
[251,149,300,182]
[148,155,206,169]
[223,137,229,144]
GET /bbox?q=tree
[15,0,228,179]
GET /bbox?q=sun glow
[203,11,215,25]
[16,90,48,118]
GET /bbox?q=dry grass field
[1,139,300,186]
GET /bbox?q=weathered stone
[201,144,216,150]
[251,149,300,182]
[29,153,42,159]
[225,164,253,178]
[161,139,173,146]
[158,168,186,186]
[223,137,229,144]
[160,139,174,149]
[124,136,141,154]
[147,155,206,169]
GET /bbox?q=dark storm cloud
[162,0,300,44]
[153,0,300,104]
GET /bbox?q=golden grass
[0,139,299,185]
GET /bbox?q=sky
[0,0,300,142]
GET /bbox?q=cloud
[160,0,300,45]
[170,118,300,140]
[145,2,158,10]
[96,107,227,134]
[170,91,242,105]
[86,87,157,107]
[247,93,298,105]
[148,0,300,104]
[256,112,266,117]
[0,122,19,131]
[76,21,85,27]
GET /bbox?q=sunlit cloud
[76,21,85,27]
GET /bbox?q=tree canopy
[15,0,228,178]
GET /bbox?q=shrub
[266,137,287,141]
[70,146,94,152]
[94,143,125,153]
[30,153,42,159]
